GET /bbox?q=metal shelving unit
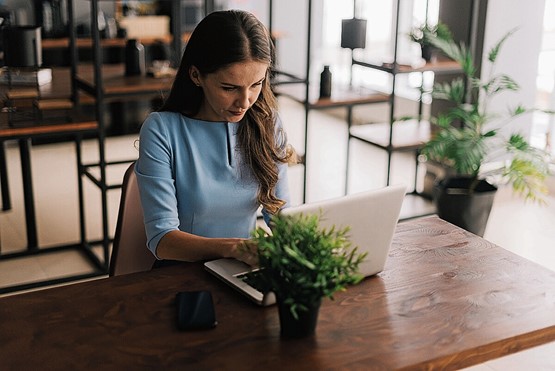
[270,0,392,202]
[345,0,462,196]
[67,0,184,272]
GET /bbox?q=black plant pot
[277,298,321,339]
[433,177,497,237]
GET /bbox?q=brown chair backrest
[109,162,155,276]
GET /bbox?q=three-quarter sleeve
[135,112,180,258]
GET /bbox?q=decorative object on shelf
[103,17,118,39]
[150,39,172,65]
[422,28,554,236]
[319,65,332,99]
[34,0,68,38]
[146,60,176,79]
[125,39,146,76]
[248,212,366,338]
[119,15,170,39]
[2,26,42,68]
[408,22,451,62]
[0,67,52,86]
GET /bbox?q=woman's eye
[222,86,235,91]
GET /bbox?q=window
[532,0,555,154]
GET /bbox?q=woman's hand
[157,232,258,265]
[230,240,259,267]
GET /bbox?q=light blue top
[135,111,290,258]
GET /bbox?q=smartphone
[175,291,217,330]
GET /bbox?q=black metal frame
[268,0,313,203]
[66,0,185,278]
[0,125,103,295]
[346,0,464,198]
[0,2,108,294]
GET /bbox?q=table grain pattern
[1,216,554,370]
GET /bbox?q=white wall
[273,0,324,83]
[482,0,546,139]
[273,0,309,78]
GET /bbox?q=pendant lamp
[341,18,367,50]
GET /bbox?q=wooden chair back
[109,162,155,276]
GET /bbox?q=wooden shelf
[1,67,94,104]
[349,119,431,151]
[41,33,192,50]
[274,83,389,109]
[353,56,462,76]
[6,89,39,100]
[74,64,175,98]
[0,121,98,139]
[35,99,74,111]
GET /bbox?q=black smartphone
[175,291,217,331]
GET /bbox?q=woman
[135,10,294,266]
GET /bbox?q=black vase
[319,66,332,99]
[125,39,145,76]
[433,177,497,237]
[421,44,436,63]
[277,298,321,339]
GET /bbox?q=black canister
[319,65,332,99]
[125,39,145,76]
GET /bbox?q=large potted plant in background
[422,28,553,236]
[248,212,366,339]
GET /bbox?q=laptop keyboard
[236,270,272,293]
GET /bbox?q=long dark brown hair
[160,10,292,214]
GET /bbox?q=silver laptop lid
[204,184,406,306]
[280,184,406,276]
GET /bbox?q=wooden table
[1,216,554,370]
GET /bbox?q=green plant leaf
[504,157,549,202]
[484,74,520,96]
[488,28,518,62]
[419,25,552,204]
[509,105,528,116]
[249,212,367,317]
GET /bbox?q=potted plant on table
[409,21,452,62]
[421,28,553,236]
[248,212,366,339]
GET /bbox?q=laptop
[204,184,407,306]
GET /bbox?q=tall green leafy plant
[422,28,552,201]
[249,212,366,319]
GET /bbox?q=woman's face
[190,60,268,123]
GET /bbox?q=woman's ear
[189,66,201,87]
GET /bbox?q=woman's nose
[236,90,250,109]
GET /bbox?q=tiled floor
[1,97,554,369]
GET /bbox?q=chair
[109,162,155,276]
